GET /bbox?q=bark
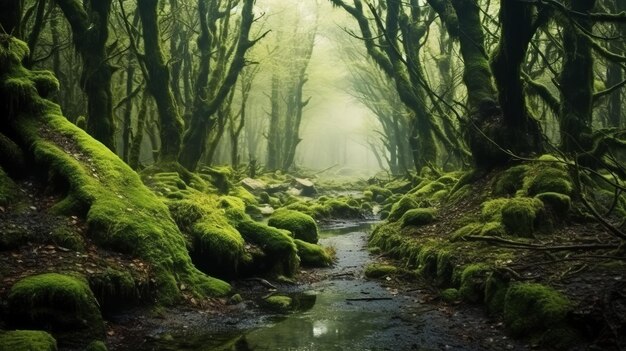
[56,0,116,151]
[137,0,184,162]
[179,0,258,171]
[606,0,625,128]
[559,0,596,152]
[129,93,149,169]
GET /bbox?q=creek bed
[117,221,527,351]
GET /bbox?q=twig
[346,297,393,301]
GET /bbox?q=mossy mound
[85,340,108,351]
[236,220,299,276]
[7,273,104,346]
[324,199,361,218]
[440,288,460,302]
[269,209,319,243]
[0,35,230,302]
[459,264,490,303]
[364,263,397,278]
[501,198,544,237]
[88,268,143,316]
[0,330,57,351]
[294,239,333,267]
[400,208,436,227]
[493,165,529,196]
[387,195,419,222]
[0,167,18,206]
[535,192,571,217]
[504,283,573,340]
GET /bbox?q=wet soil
[107,222,530,351]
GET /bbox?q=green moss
[85,340,108,351]
[441,288,460,302]
[294,239,333,267]
[324,199,361,218]
[1,35,229,302]
[412,181,446,197]
[50,226,85,251]
[364,263,397,278]
[523,165,573,196]
[362,190,374,201]
[450,223,482,241]
[501,198,544,237]
[88,268,140,315]
[269,209,319,243]
[230,186,257,206]
[481,198,510,221]
[480,221,505,237]
[493,165,529,196]
[366,185,393,202]
[484,272,509,314]
[459,264,489,303]
[400,208,436,227]
[448,184,472,204]
[263,295,293,313]
[0,167,18,206]
[0,330,57,351]
[236,220,299,276]
[387,195,418,222]
[535,192,571,217]
[503,283,572,337]
[7,273,104,345]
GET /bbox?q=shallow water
[129,221,522,351]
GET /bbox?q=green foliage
[7,273,104,345]
[294,239,333,267]
[0,330,57,351]
[364,263,397,278]
[269,209,319,243]
[504,283,572,338]
[400,208,436,227]
[501,198,544,237]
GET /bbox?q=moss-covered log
[0,35,229,303]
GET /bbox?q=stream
[118,221,526,351]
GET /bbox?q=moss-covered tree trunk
[137,0,184,162]
[266,74,281,170]
[490,1,544,157]
[55,0,116,151]
[559,0,596,152]
[605,0,625,128]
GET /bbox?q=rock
[293,178,317,196]
[259,205,275,216]
[241,178,267,192]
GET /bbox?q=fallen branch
[243,277,277,290]
[465,235,619,251]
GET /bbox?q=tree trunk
[0,0,23,36]
[559,0,596,152]
[56,0,116,151]
[137,0,184,162]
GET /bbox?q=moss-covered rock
[85,340,108,351]
[294,239,333,267]
[387,195,419,222]
[236,220,299,276]
[400,208,436,227]
[324,199,361,218]
[269,209,319,244]
[523,163,573,196]
[535,192,571,217]
[493,165,529,196]
[480,221,505,237]
[484,272,509,314]
[7,273,104,346]
[0,330,57,351]
[364,263,397,278]
[263,295,293,313]
[450,223,482,241]
[503,283,573,338]
[501,198,544,237]
[88,268,141,315]
[366,185,393,202]
[459,264,489,303]
[0,167,18,206]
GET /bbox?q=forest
[0,0,625,350]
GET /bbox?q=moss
[379,210,389,220]
[493,165,529,196]
[366,185,393,202]
[7,273,104,346]
[441,288,460,302]
[50,226,85,251]
[459,263,489,303]
[364,263,397,278]
[523,165,573,196]
[85,340,108,351]
[400,208,436,227]
[481,198,510,221]
[1,36,230,302]
[501,198,544,237]
[0,330,57,351]
[0,133,26,177]
[484,272,509,314]
[450,223,482,241]
[0,167,18,206]
[503,283,573,338]
[362,190,374,201]
[235,220,299,276]
[387,195,419,222]
[535,192,571,217]
[268,209,319,243]
[294,239,333,267]
[263,295,293,313]
[412,181,446,197]
[448,184,472,204]
[88,268,141,315]
[75,116,87,130]
[324,199,361,218]
[430,189,449,201]
[230,186,257,206]
[480,221,505,237]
